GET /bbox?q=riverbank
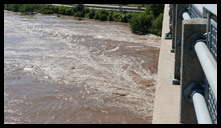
[4,4,164,35]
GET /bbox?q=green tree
[152,13,163,35]
[129,13,153,35]
[149,4,164,17]
[38,5,54,14]
[19,4,36,14]
[74,4,85,17]
[112,11,122,22]
[86,9,96,19]
[94,9,109,21]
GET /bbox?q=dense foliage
[4,4,164,36]
[129,13,153,35]
[129,4,164,35]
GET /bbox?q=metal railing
[191,88,212,124]
[194,41,217,124]
[207,19,217,60]
[187,5,217,124]
[169,4,217,124]
[59,4,145,12]
[188,4,203,18]
[194,41,217,100]
[205,80,217,124]
[202,5,217,124]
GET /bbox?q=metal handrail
[194,41,217,101]
[182,12,191,20]
[191,89,212,124]
[178,5,217,124]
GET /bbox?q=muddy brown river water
[4,10,161,124]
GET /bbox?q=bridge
[52,4,145,12]
[152,4,217,124]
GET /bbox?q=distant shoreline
[4,4,164,36]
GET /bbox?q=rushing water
[4,10,161,124]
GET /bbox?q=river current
[4,11,160,124]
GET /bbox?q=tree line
[4,4,164,36]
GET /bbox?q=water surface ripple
[4,11,160,124]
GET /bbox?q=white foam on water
[4,11,160,123]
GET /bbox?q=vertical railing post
[173,4,189,85]
[165,4,174,40]
[171,4,177,52]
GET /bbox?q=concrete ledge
[152,4,181,124]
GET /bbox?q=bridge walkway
[152,4,181,124]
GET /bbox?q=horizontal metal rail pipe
[194,41,217,100]
[182,12,191,20]
[84,4,145,10]
[192,90,212,124]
